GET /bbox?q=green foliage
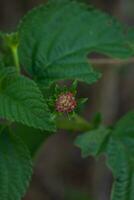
[18,0,132,86]
[75,112,134,200]
[0,129,33,200]
[0,0,134,200]
[0,67,55,131]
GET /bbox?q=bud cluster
[56,92,77,113]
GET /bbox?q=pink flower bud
[56,92,77,113]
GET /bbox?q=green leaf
[18,0,132,85]
[75,112,134,200]
[0,67,55,131]
[0,130,33,200]
[75,126,110,157]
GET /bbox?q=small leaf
[91,112,102,128]
[75,126,110,157]
[0,130,33,200]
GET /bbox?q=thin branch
[88,57,134,65]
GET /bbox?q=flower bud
[56,92,77,113]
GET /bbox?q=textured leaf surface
[0,131,33,200]
[18,0,132,85]
[0,67,55,131]
[75,112,134,200]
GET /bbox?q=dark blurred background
[0,0,134,200]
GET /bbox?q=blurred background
[0,0,134,200]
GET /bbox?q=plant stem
[56,114,92,132]
[2,32,20,73]
[11,45,20,74]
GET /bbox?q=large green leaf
[0,130,33,200]
[0,67,55,131]
[18,0,132,85]
[75,112,134,200]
